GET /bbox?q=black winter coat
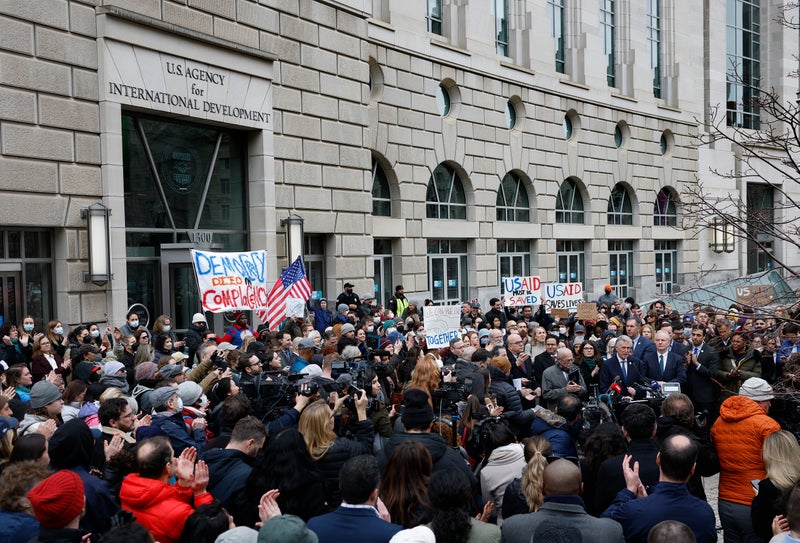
[204,448,255,525]
[315,419,374,508]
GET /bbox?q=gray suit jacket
[501,500,624,543]
[541,364,587,410]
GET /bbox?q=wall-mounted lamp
[81,203,111,285]
[709,216,735,254]
[280,213,304,264]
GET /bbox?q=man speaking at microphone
[599,335,645,399]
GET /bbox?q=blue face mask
[23,324,34,333]
[90,330,100,338]
[176,397,184,411]
[129,320,140,329]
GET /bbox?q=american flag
[258,256,312,328]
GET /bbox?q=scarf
[582,356,597,370]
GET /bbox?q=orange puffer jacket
[711,395,780,505]
[120,474,214,543]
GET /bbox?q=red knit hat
[27,470,84,528]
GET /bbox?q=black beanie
[401,388,434,430]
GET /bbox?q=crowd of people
[0,282,800,543]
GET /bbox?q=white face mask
[129,320,140,329]
[367,326,374,333]
[54,326,64,335]
[559,327,567,335]
[163,325,172,333]
[90,330,100,338]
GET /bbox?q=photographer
[363,366,393,451]
[298,390,374,508]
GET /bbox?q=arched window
[496,172,530,222]
[556,178,584,224]
[371,157,391,217]
[607,183,633,225]
[426,164,467,219]
[654,187,677,226]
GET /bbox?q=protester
[712,377,781,543]
[27,470,86,543]
[751,431,800,543]
[602,434,717,543]
[120,439,213,543]
[502,459,624,543]
[307,455,402,543]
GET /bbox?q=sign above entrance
[102,41,272,129]
[191,250,269,313]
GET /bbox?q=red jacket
[120,474,213,543]
[711,395,780,505]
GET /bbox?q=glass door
[0,269,22,328]
[160,244,202,333]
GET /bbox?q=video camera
[241,371,318,421]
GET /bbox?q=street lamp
[709,216,735,254]
[281,213,304,264]
[81,203,112,285]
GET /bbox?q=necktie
[693,347,700,358]
[621,360,627,380]
[660,354,665,376]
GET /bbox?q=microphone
[609,375,623,396]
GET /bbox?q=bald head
[543,459,582,496]
[506,333,523,354]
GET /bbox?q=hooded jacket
[308,299,334,334]
[479,443,526,525]
[531,408,580,459]
[711,395,780,505]
[119,474,214,543]
[17,413,48,437]
[49,419,119,535]
[377,431,477,489]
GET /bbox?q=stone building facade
[0,0,796,331]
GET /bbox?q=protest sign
[735,284,773,307]
[576,302,597,320]
[501,276,542,307]
[423,305,462,349]
[191,250,269,312]
[542,282,584,312]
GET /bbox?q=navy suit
[641,350,687,384]
[308,506,402,543]
[686,342,719,405]
[670,340,689,358]
[599,355,644,397]
[630,336,657,370]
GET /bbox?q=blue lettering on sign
[426,330,460,346]
[502,277,521,292]
[193,251,266,282]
